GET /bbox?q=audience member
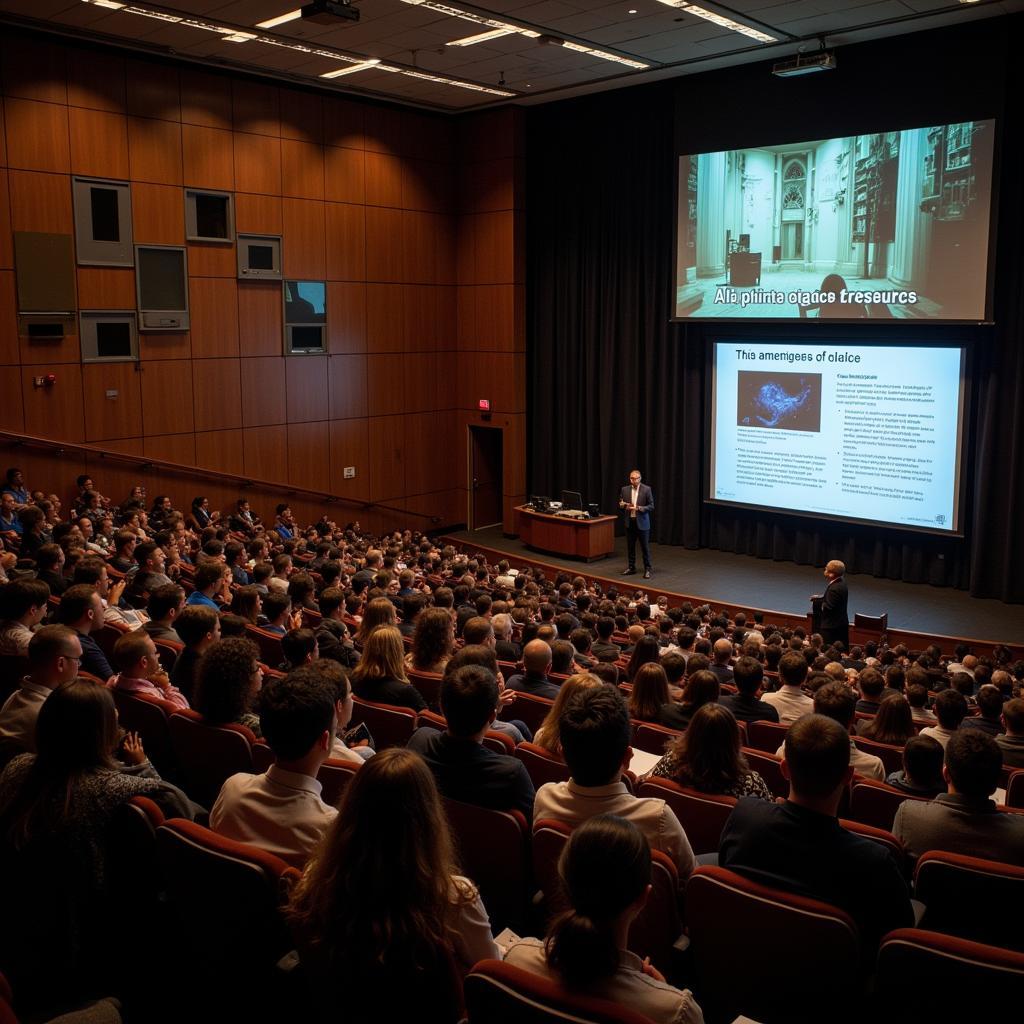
[762,651,814,725]
[351,625,426,712]
[532,673,603,755]
[407,607,455,675]
[996,697,1024,768]
[169,605,221,702]
[55,585,113,682]
[719,656,779,725]
[920,688,969,749]
[0,579,50,657]
[194,637,264,737]
[858,692,915,745]
[143,584,185,644]
[885,735,946,797]
[112,630,189,710]
[506,639,560,699]
[960,684,1005,737]
[314,588,357,668]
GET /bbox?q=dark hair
[288,573,316,607]
[945,729,1001,797]
[861,692,914,745]
[34,543,63,572]
[194,638,260,727]
[319,587,345,618]
[194,561,225,594]
[934,688,969,730]
[559,685,631,787]
[263,592,292,624]
[550,639,576,675]
[665,703,748,794]
[439,665,498,738]
[975,684,1003,720]
[858,668,885,698]
[230,585,262,624]
[147,583,184,622]
[461,616,493,647]
[628,662,669,722]
[174,605,219,646]
[1003,697,1024,734]
[0,578,50,620]
[779,651,810,687]
[732,656,764,696]
[626,635,661,681]
[902,736,945,792]
[545,815,650,988]
[783,714,851,798]
[258,667,335,760]
[55,584,98,627]
[27,624,78,670]
[281,628,317,667]
[410,608,453,672]
[682,669,720,712]
[813,681,856,730]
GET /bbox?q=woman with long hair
[669,669,720,731]
[648,703,771,800]
[406,607,455,674]
[505,815,704,1023]
[626,634,662,681]
[351,625,425,711]
[355,596,398,647]
[859,691,915,746]
[533,672,603,754]
[627,662,677,727]
[286,747,498,1021]
[230,585,263,625]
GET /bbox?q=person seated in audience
[194,637,264,737]
[505,814,705,1024]
[920,688,969,749]
[492,612,521,663]
[907,682,937,724]
[996,697,1024,768]
[894,729,1024,864]
[443,645,531,744]
[960,683,1005,737]
[777,682,884,781]
[854,667,886,716]
[406,607,455,675]
[2,468,30,508]
[169,605,221,703]
[533,673,604,755]
[55,585,113,683]
[0,579,50,656]
[648,703,772,800]
[266,554,292,595]
[398,592,424,638]
[707,638,735,686]
[287,573,318,613]
[211,668,338,868]
[306,659,372,763]
[720,713,913,956]
[0,679,195,1008]
[273,503,296,542]
[229,498,260,537]
[625,634,660,682]
[762,651,815,725]
[216,613,248,638]
[250,562,273,597]
[628,662,682,730]
[507,639,561,699]
[407,664,535,819]
[351,625,426,712]
[185,560,230,611]
[259,591,301,636]
[16,506,47,562]
[857,691,915,745]
[72,557,146,629]
[223,541,249,587]
[0,491,23,547]
[719,655,780,725]
[286,747,499,1019]
[280,628,317,672]
[354,596,398,648]
[313,587,357,669]
[462,616,495,650]
[107,530,137,574]
[885,735,946,797]
[0,626,81,762]
[666,669,720,732]
[590,616,621,663]
[32,544,67,597]
[74,517,106,558]
[230,585,262,625]
[126,540,172,603]
[186,496,219,533]
[548,638,577,676]
[111,629,189,711]
[142,583,185,645]
[534,684,695,883]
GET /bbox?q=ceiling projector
[772,51,836,78]
[301,0,360,24]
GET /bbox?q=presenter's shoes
[622,568,637,575]
[643,569,652,579]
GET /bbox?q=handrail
[0,430,441,524]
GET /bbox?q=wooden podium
[515,506,616,562]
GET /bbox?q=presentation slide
[675,120,995,321]
[708,342,967,534]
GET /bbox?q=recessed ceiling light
[255,8,303,29]
[629,8,638,13]
[654,1,777,42]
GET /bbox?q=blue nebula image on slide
[737,371,822,432]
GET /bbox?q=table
[515,506,617,562]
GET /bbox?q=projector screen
[707,341,968,535]
[675,120,995,322]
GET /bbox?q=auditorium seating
[742,747,788,798]
[746,719,789,753]
[637,776,736,856]
[348,696,419,750]
[632,721,682,756]
[166,709,258,807]
[407,668,444,707]
[111,688,177,776]
[514,742,571,789]
[848,778,930,831]
[500,690,554,734]
[852,735,905,774]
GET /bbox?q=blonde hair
[534,672,603,755]
[356,597,398,646]
[352,626,409,686]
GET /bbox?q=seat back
[502,691,554,734]
[747,719,789,753]
[349,696,418,749]
[1006,768,1024,809]
[416,710,516,756]
[848,779,929,832]
[407,668,444,708]
[632,721,682,756]
[94,621,131,660]
[914,850,1024,950]
[853,611,888,632]
[246,625,284,667]
[153,637,183,672]
[106,795,165,914]
[685,865,860,1023]
[111,688,176,775]
[167,709,256,806]
[317,757,360,806]
[637,776,736,856]
[514,742,571,789]
[853,735,905,774]
[464,959,657,1024]
[443,798,529,932]
[742,747,788,798]
[876,928,1024,1018]
[252,739,275,773]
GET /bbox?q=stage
[443,527,1024,647]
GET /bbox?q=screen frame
[702,332,973,538]
[671,116,1000,326]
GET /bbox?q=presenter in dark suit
[619,469,654,578]
[818,559,849,648]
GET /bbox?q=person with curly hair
[194,637,264,737]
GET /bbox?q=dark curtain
[527,16,1024,603]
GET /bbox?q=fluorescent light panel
[655,1,777,43]
[321,59,381,78]
[255,8,303,29]
[449,27,518,46]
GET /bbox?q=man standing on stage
[819,559,849,648]
[619,469,654,579]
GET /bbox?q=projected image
[737,371,821,432]
[675,120,995,321]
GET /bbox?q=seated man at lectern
[812,560,849,649]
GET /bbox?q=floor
[446,527,1024,644]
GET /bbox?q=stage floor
[445,528,1024,645]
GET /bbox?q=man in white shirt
[920,688,969,750]
[0,625,81,759]
[763,651,815,725]
[211,666,337,868]
[534,684,695,884]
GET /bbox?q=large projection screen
[707,341,968,535]
[675,120,995,322]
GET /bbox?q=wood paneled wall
[0,30,527,531]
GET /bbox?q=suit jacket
[820,577,848,631]
[620,483,654,531]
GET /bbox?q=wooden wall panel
[281,140,324,201]
[182,124,234,190]
[233,132,281,195]
[287,420,330,491]
[125,59,180,121]
[18,331,80,369]
[141,359,194,436]
[22,363,84,442]
[243,424,287,482]
[401,353,439,415]
[127,116,182,185]
[281,90,323,144]
[235,193,283,235]
[187,240,236,279]
[365,284,404,353]
[329,418,369,499]
[367,414,404,502]
[285,356,330,423]
[364,207,403,283]
[194,428,244,476]
[193,358,241,432]
[326,282,366,354]
[4,98,70,173]
[180,69,232,130]
[76,268,135,310]
[0,368,25,432]
[363,106,403,156]
[132,182,185,245]
[232,81,280,138]
[323,98,364,151]
[138,332,191,362]
[324,146,364,205]
[190,278,240,359]
[366,354,405,416]
[364,151,403,209]
[329,353,368,420]
[82,362,143,441]
[8,170,72,234]
[0,272,18,364]
[325,202,365,282]
[237,282,283,358]
[144,432,196,467]
[283,199,326,280]
[2,36,67,104]
[68,108,129,179]
[403,158,454,214]
[0,102,5,168]
[240,357,287,427]
[66,51,126,113]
